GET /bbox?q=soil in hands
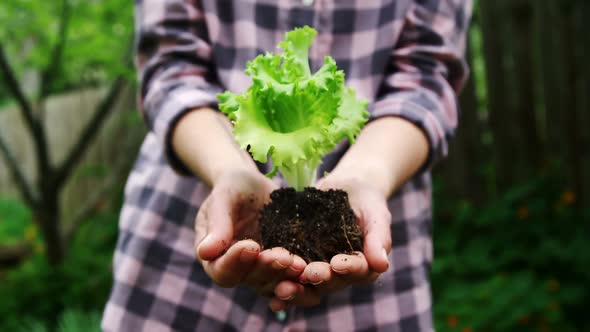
[259,187,363,263]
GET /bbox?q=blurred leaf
[15,309,101,332]
[0,211,117,331]
[0,0,133,101]
[16,319,48,332]
[433,173,589,331]
[57,309,101,332]
[0,198,33,245]
[75,164,109,179]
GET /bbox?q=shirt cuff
[144,86,222,175]
[368,93,450,174]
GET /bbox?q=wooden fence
[435,0,590,207]
[0,85,143,221]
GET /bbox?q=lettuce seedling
[218,26,368,191]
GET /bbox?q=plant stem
[280,159,318,191]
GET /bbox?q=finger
[274,280,303,301]
[270,282,322,309]
[281,284,322,307]
[194,207,209,261]
[363,231,390,273]
[361,208,392,273]
[331,252,381,287]
[308,253,374,293]
[202,240,260,288]
[284,255,307,280]
[256,281,279,298]
[259,247,294,270]
[314,274,349,294]
[299,262,332,285]
[197,191,236,261]
[269,297,288,312]
[250,252,305,297]
[358,271,381,285]
[330,252,369,279]
[244,247,294,287]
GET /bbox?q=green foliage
[17,309,101,332]
[75,164,109,180]
[218,26,368,190]
[0,198,33,245]
[432,176,590,331]
[0,0,133,100]
[56,310,101,332]
[0,211,118,331]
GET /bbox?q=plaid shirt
[102,0,471,331]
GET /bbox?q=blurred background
[0,0,588,331]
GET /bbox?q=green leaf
[218,26,368,190]
[0,0,132,100]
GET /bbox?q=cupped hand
[269,174,392,311]
[194,168,307,295]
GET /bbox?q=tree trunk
[479,0,525,194]
[538,0,568,168]
[511,0,543,168]
[574,0,590,207]
[458,35,486,204]
[560,3,584,207]
[532,0,555,158]
[37,183,64,265]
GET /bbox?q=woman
[102,0,471,331]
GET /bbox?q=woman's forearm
[330,117,429,197]
[172,107,258,186]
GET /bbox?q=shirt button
[302,0,314,6]
[276,310,287,322]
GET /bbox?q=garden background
[0,0,588,331]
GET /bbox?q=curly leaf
[218,26,368,190]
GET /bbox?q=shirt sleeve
[135,0,222,175]
[369,0,472,172]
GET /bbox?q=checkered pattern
[102,0,471,331]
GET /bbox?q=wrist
[172,108,259,186]
[210,165,261,187]
[328,162,397,198]
[327,117,428,197]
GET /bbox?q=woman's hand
[195,169,307,296]
[268,173,392,311]
[172,109,307,296]
[267,117,428,310]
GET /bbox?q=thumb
[361,206,392,273]
[196,190,235,261]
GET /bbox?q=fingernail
[246,246,260,253]
[311,280,324,286]
[272,260,288,269]
[197,234,212,255]
[240,248,259,262]
[332,267,349,274]
[278,295,295,301]
[382,248,389,262]
[201,233,212,244]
